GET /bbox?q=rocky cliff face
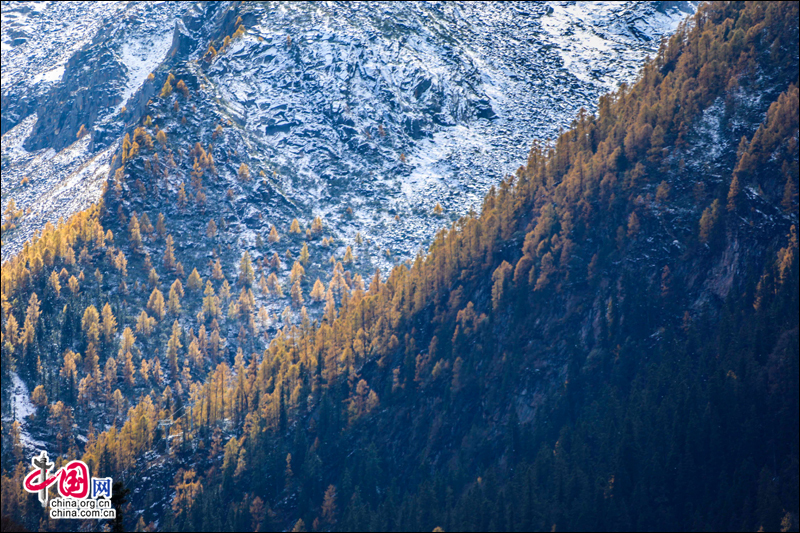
[2,1,695,262]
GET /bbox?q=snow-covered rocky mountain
[2,1,695,262]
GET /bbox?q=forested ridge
[1,1,798,531]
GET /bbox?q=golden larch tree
[238,163,250,181]
[147,288,166,320]
[164,235,176,269]
[268,225,280,243]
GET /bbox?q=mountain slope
[1,1,798,532]
[2,1,695,263]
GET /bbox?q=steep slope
[1,0,697,489]
[157,3,795,530]
[2,1,695,262]
[1,1,798,532]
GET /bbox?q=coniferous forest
[1,1,798,531]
